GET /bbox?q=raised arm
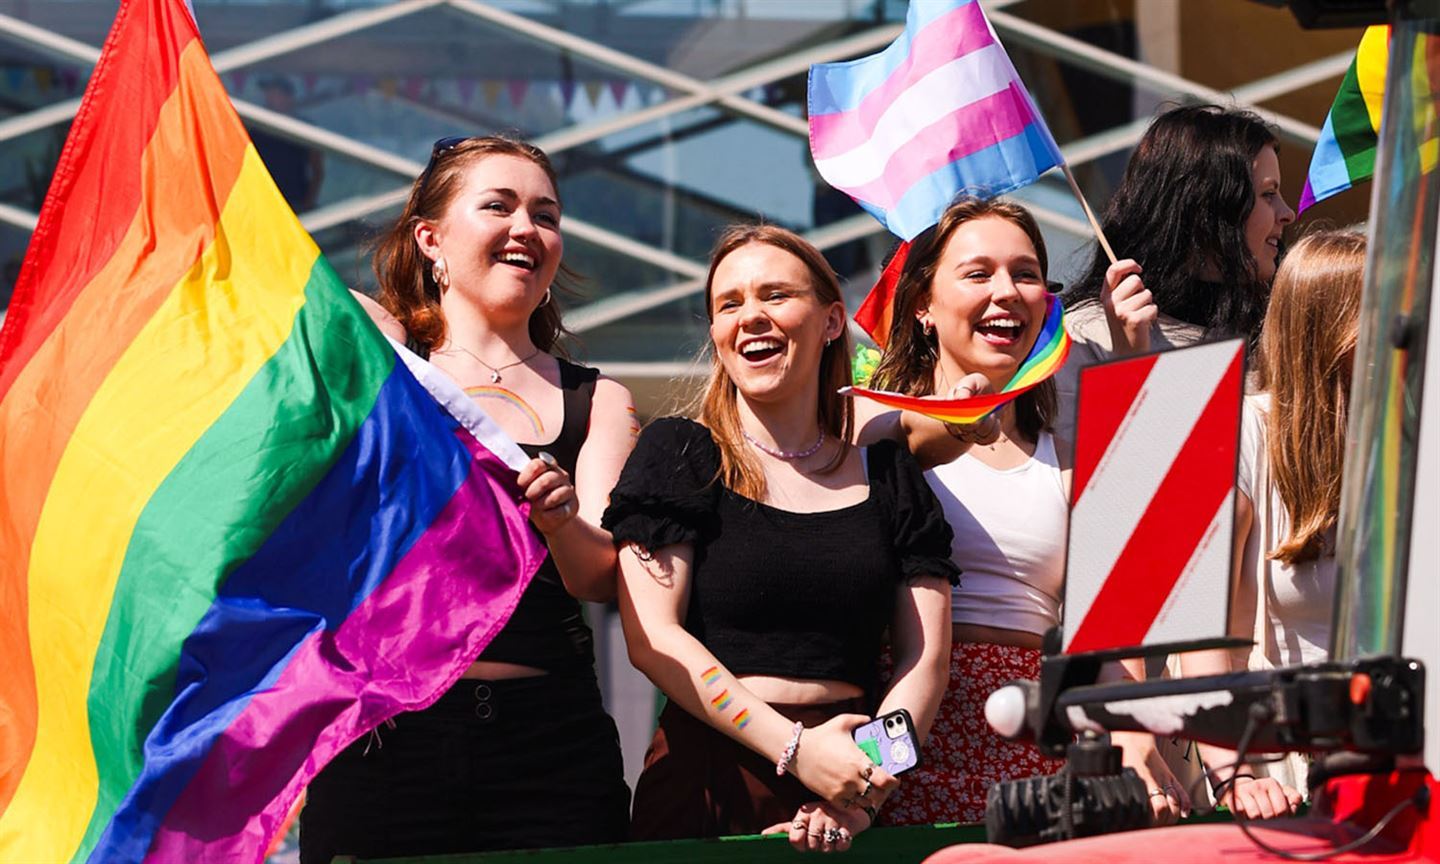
[349,289,407,342]
[852,374,997,470]
[617,542,881,808]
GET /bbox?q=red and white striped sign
[1063,339,1245,654]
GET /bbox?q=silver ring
[861,779,873,799]
[1148,788,1168,799]
[537,451,559,469]
[823,828,842,844]
[792,820,806,830]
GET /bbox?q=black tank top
[478,358,599,672]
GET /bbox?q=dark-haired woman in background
[1056,103,1296,442]
[302,135,633,862]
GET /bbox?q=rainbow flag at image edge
[1299,25,1390,212]
[0,1,546,862]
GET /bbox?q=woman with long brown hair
[860,196,1188,827]
[301,135,634,861]
[1183,228,1367,819]
[604,224,955,851]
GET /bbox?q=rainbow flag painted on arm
[1299,25,1390,212]
[0,1,545,862]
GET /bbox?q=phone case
[851,708,921,776]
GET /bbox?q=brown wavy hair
[1255,228,1366,564]
[870,197,1056,442]
[694,225,854,501]
[371,134,572,356]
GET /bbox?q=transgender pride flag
[808,0,1063,241]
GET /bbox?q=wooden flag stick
[1060,161,1118,265]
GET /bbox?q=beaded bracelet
[775,721,805,776]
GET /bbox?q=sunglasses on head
[416,135,472,189]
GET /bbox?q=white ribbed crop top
[924,431,1067,635]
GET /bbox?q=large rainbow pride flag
[0,1,546,861]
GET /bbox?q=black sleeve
[869,440,962,586]
[601,417,720,552]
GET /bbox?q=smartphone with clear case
[851,708,921,776]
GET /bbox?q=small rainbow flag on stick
[1299,25,1391,212]
[844,294,1070,425]
[0,1,545,861]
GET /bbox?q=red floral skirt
[879,641,1063,825]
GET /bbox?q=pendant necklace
[438,343,541,384]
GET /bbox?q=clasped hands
[763,714,899,853]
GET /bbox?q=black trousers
[299,671,630,863]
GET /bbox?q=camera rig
[980,629,1427,847]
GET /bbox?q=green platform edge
[356,812,1239,863]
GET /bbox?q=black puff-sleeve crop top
[602,418,960,695]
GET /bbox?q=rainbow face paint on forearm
[844,293,1072,425]
[699,665,751,729]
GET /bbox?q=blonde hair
[870,196,1056,441]
[694,225,853,501]
[1256,228,1367,564]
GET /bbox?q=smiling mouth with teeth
[496,251,537,271]
[739,340,784,362]
[976,318,1024,340]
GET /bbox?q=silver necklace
[437,343,541,383]
[742,428,825,460]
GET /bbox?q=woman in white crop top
[856,197,1187,825]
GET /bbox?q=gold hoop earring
[432,256,450,292]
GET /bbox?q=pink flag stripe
[143,433,543,864]
[811,42,1016,181]
[809,0,994,159]
[1071,354,1158,505]
[826,83,1041,211]
[1066,351,1243,654]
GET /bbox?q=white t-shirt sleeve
[1237,393,1270,501]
